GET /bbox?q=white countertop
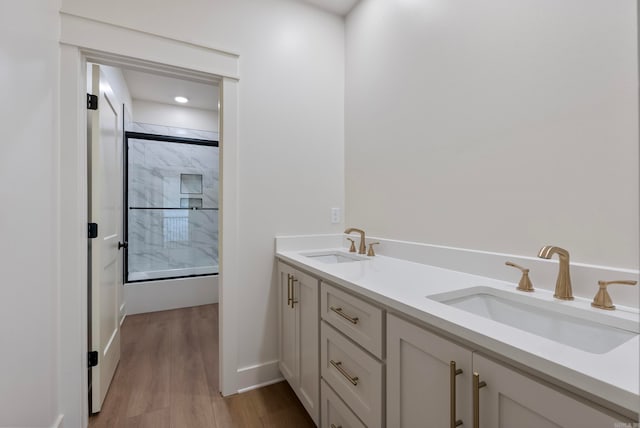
[276,247,640,416]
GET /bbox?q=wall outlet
[331,207,341,224]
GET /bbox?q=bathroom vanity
[275,236,640,428]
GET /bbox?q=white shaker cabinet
[277,261,319,425]
[320,282,385,428]
[388,314,628,428]
[321,321,384,428]
[387,314,473,428]
[321,281,384,359]
[321,379,367,428]
[473,354,622,428]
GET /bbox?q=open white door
[88,64,123,413]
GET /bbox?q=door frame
[59,12,240,427]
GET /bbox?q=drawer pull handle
[330,306,359,324]
[330,360,359,386]
[473,372,487,428]
[330,425,342,428]
[450,361,463,428]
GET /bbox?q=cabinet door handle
[450,361,463,428]
[290,277,298,309]
[287,274,292,307]
[473,372,487,428]
[329,306,359,324]
[330,360,359,386]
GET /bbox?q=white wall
[345,0,639,270]
[133,99,218,132]
[61,0,345,388]
[0,0,61,426]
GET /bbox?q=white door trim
[60,12,240,79]
[59,14,240,428]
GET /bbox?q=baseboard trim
[236,360,282,393]
[237,377,285,394]
[119,302,126,326]
[50,414,64,428]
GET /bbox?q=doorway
[59,16,241,425]
[86,61,221,413]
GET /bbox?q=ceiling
[296,0,359,15]
[121,1,358,108]
[122,69,219,111]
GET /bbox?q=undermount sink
[428,287,639,354]
[302,251,367,264]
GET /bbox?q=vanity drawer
[321,321,383,428]
[321,281,384,358]
[321,379,367,428]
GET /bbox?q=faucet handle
[505,261,534,292]
[346,237,356,253]
[591,280,637,310]
[367,242,380,257]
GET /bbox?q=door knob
[117,241,128,250]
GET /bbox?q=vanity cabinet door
[278,262,298,386]
[296,268,320,424]
[387,314,473,428]
[277,261,320,425]
[473,353,627,428]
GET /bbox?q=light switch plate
[331,207,340,224]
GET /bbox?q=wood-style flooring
[89,304,315,428]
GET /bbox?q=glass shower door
[125,133,219,282]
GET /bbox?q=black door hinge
[88,223,98,239]
[88,351,99,368]
[87,93,98,110]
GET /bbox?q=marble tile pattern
[127,136,219,280]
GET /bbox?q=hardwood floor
[89,304,315,428]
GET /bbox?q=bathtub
[125,267,219,314]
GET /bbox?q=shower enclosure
[125,132,219,282]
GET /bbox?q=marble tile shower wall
[128,137,219,279]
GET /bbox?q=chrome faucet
[537,246,573,300]
[344,227,366,255]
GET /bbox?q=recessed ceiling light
[174,96,189,104]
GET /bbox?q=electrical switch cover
[331,207,340,224]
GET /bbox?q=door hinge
[88,351,99,368]
[87,93,98,110]
[88,223,98,239]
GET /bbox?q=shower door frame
[124,131,220,283]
